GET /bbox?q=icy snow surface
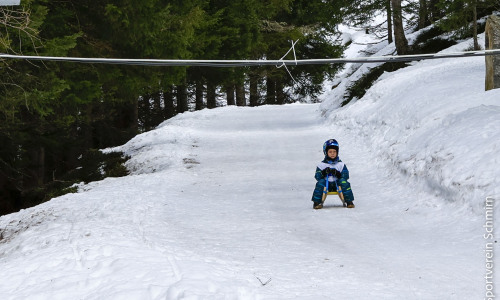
[1,30,499,300]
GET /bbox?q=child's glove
[331,169,342,178]
[322,168,342,178]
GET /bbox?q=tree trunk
[195,80,204,111]
[276,79,285,105]
[27,146,45,187]
[418,0,428,29]
[207,81,217,109]
[164,86,175,119]
[485,15,500,90]
[472,2,479,50]
[122,97,139,136]
[235,82,246,106]
[114,97,138,141]
[266,76,276,105]
[249,75,259,106]
[226,84,235,106]
[176,83,188,113]
[429,0,440,23]
[153,92,161,113]
[137,95,148,131]
[152,92,163,126]
[386,0,393,44]
[133,98,139,133]
[37,146,45,186]
[391,0,409,55]
[84,103,94,148]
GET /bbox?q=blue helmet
[323,139,339,155]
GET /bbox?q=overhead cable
[0,49,499,67]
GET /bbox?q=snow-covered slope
[320,33,500,213]
[1,29,499,299]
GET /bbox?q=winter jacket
[314,156,349,182]
[311,156,354,204]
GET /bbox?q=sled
[321,175,346,207]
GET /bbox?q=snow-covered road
[0,103,487,299]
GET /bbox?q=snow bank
[320,33,500,212]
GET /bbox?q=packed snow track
[0,104,488,299]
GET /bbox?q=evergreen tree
[437,0,498,49]
[341,0,391,42]
[0,0,347,215]
[257,0,345,103]
[0,0,82,213]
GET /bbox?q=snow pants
[311,178,354,204]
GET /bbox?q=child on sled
[311,139,355,209]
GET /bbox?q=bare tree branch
[0,6,41,55]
